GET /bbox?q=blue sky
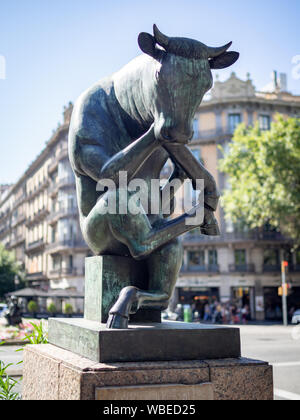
[0,0,300,184]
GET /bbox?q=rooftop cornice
[0,122,70,207]
[200,94,300,110]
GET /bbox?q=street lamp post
[281,261,288,327]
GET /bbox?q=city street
[238,324,300,400]
[1,324,300,400]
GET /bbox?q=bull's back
[69,77,116,175]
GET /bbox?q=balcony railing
[191,127,234,143]
[290,264,300,272]
[183,229,288,244]
[11,213,26,228]
[26,207,50,227]
[9,235,25,248]
[26,272,48,282]
[263,264,281,273]
[181,264,220,273]
[26,179,50,201]
[0,224,10,238]
[47,206,78,225]
[13,193,27,208]
[0,210,10,222]
[49,267,81,277]
[229,263,255,273]
[48,148,68,174]
[26,239,46,253]
[46,238,87,253]
[49,176,75,196]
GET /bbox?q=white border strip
[274,388,300,400]
[273,361,300,368]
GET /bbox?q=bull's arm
[76,125,161,185]
[161,160,187,218]
[163,143,220,211]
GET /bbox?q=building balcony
[26,272,48,282]
[13,193,27,208]
[49,176,75,196]
[26,179,50,201]
[48,267,83,278]
[9,235,25,248]
[191,127,234,143]
[183,229,289,245]
[229,263,255,273]
[181,264,220,274]
[26,239,46,254]
[48,148,69,174]
[26,207,50,227]
[47,206,78,225]
[11,213,26,228]
[0,210,10,222]
[48,159,58,175]
[46,238,87,253]
[290,264,300,273]
[263,264,281,273]
[0,224,11,238]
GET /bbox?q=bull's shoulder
[70,77,116,142]
[68,76,130,177]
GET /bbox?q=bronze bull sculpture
[69,25,239,328]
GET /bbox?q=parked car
[0,304,8,317]
[292,310,300,325]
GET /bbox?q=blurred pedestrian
[203,303,211,322]
[241,305,249,324]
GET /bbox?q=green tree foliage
[0,243,24,299]
[64,303,73,315]
[219,115,300,246]
[27,300,38,314]
[47,302,57,314]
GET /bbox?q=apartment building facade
[1,73,300,320]
[176,72,300,320]
[0,104,89,312]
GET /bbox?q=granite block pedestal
[22,344,273,400]
[22,255,274,400]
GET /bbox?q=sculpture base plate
[48,318,241,363]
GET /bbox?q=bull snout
[159,125,193,144]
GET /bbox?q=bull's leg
[141,237,183,310]
[106,239,183,329]
[84,188,209,328]
[103,190,188,328]
[108,201,200,261]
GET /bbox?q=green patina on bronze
[68,25,239,328]
[84,256,151,323]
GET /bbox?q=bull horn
[153,24,169,49]
[206,42,232,58]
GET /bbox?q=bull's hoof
[200,223,220,236]
[106,286,139,330]
[200,210,220,236]
[106,313,129,329]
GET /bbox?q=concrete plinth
[22,344,273,400]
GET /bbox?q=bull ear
[209,51,239,69]
[138,32,156,58]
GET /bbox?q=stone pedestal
[22,344,273,400]
[23,254,273,400]
[48,319,241,363]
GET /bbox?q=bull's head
[138,25,239,143]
